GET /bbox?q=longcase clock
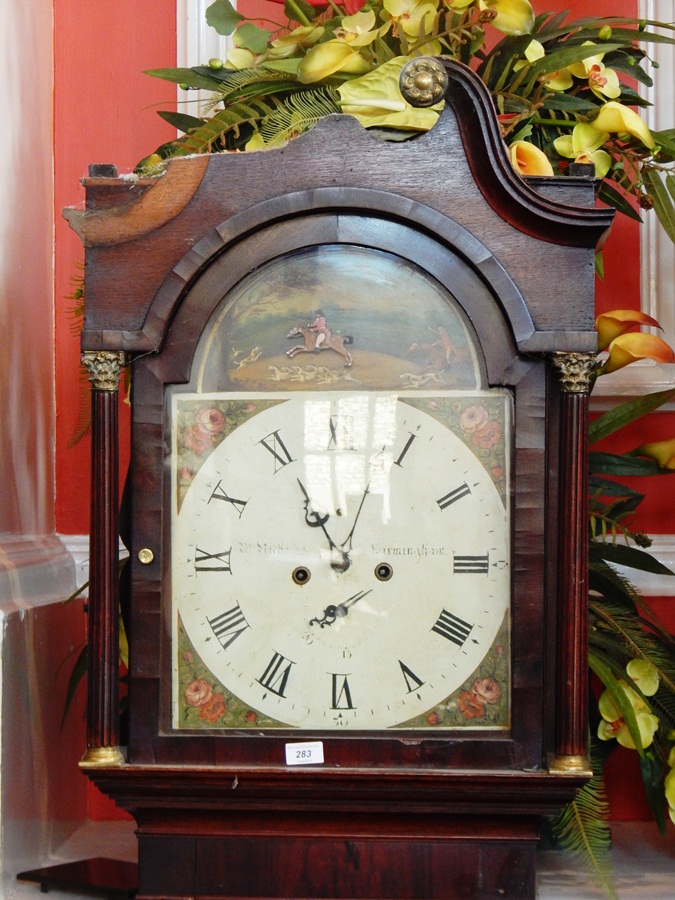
[68,58,614,899]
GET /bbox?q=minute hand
[340,482,371,555]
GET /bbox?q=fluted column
[79,350,126,767]
[549,351,596,776]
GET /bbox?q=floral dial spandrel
[171,390,511,731]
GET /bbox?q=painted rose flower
[196,407,225,435]
[183,424,212,454]
[199,692,227,722]
[458,689,485,719]
[459,405,489,433]
[472,676,501,705]
[185,678,213,708]
[473,420,501,449]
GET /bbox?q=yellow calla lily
[595,309,662,351]
[633,438,675,470]
[591,101,655,149]
[478,0,535,36]
[600,332,675,374]
[298,41,372,83]
[554,123,611,178]
[338,57,441,131]
[509,141,554,176]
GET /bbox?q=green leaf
[60,644,87,729]
[590,540,675,577]
[589,389,675,443]
[157,111,205,133]
[529,43,625,79]
[540,94,599,113]
[643,168,675,244]
[233,23,272,55]
[597,180,643,222]
[286,0,320,23]
[205,0,244,36]
[589,474,644,500]
[589,450,675,477]
[640,752,668,836]
[145,67,225,91]
[653,128,675,159]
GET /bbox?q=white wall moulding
[0,535,76,614]
[177,0,233,116]
[640,0,675,351]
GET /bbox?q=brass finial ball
[399,58,448,108]
[414,71,434,93]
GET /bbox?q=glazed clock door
[164,242,513,744]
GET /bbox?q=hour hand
[297,478,350,572]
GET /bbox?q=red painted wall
[54,0,673,823]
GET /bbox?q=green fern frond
[216,66,299,102]
[550,747,617,900]
[67,364,92,449]
[257,87,342,147]
[590,599,675,697]
[172,96,286,155]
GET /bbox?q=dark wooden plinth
[17,857,137,898]
[135,816,538,900]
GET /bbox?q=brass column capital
[81,350,126,392]
[550,351,597,394]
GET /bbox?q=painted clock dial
[171,390,511,731]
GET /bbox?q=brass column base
[548,754,592,777]
[79,745,125,768]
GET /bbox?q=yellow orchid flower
[334,10,384,48]
[568,42,621,100]
[554,123,611,178]
[383,0,437,41]
[338,57,441,131]
[509,141,554,176]
[268,25,325,60]
[479,0,535,36]
[626,659,660,696]
[597,680,659,750]
[226,48,267,70]
[595,309,662,351]
[513,39,573,91]
[591,101,655,149]
[298,41,372,83]
[666,768,675,826]
[599,332,675,374]
[633,438,675,470]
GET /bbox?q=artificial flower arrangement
[65,2,675,894]
[139,0,675,255]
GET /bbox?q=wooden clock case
[67,59,613,899]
